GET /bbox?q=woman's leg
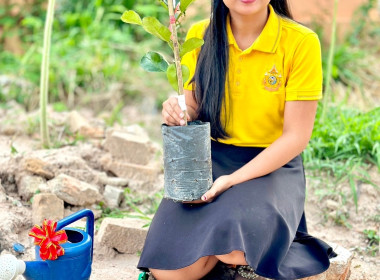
[216,250,248,266]
[150,255,219,280]
[150,251,248,280]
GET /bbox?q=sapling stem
[167,0,187,125]
[40,0,56,148]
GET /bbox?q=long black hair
[192,0,293,140]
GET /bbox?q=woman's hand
[162,96,190,126]
[182,175,233,204]
[201,175,233,203]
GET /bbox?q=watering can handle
[56,209,95,260]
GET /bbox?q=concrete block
[97,217,148,254]
[103,130,153,165]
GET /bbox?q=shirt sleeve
[181,21,206,90]
[285,33,323,101]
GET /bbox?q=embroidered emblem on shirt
[263,65,283,92]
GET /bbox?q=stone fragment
[68,111,104,138]
[49,174,102,206]
[17,175,46,201]
[41,148,103,186]
[98,173,129,187]
[22,158,54,179]
[103,130,153,165]
[0,203,31,252]
[103,185,124,208]
[97,217,148,254]
[325,199,340,210]
[64,206,102,220]
[326,244,353,280]
[32,193,64,225]
[101,155,161,183]
[300,243,353,280]
[68,110,90,133]
[0,179,6,203]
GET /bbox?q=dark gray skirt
[137,141,334,279]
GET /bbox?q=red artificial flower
[29,220,68,261]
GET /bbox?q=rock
[64,205,102,220]
[0,179,6,203]
[300,243,353,280]
[98,173,129,187]
[101,155,161,183]
[123,124,149,138]
[103,130,154,165]
[32,193,64,225]
[22,158,54,179]
[325,199,340,210]
[127,177,163,196]
[17,175,46,201]
[79,144,105,171]
[68,111,105,138]
[326,244,353,280]
[49,174,103,206]
[93,240,118,259]
[23,147,103,186]
[0,156,20,193]
[68,110,90,133]
[103,185,124,208]
[97,217,148,254]
[0,203,32,252]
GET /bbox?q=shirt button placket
[236,56,243,90]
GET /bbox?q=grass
[303,105,380,212]
[363,229,379,256]
[97,188,163,229]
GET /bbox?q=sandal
[235,266,260,279]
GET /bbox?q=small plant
[363,229,379,256]
[121,0,204,121]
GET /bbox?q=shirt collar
[226,4,282,54]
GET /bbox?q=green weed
[98,189,163,228]
[304,105,380,211]
[363,229,379,256]
[104,100,124,126]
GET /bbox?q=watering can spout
[23,261,50,280]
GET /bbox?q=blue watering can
[0,209,94,280]
[0,209,96,280]
[23,209,95,280]
[22,208,95,280]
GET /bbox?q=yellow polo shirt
[182,5,323,147]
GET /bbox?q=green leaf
[140,52,169,72]
[180,38,204,58]
[142,17,171,42]
[167,64,178,91]
[180,0,196,12]
[121,10,142,25]
[182,64,190,85]
[11,144,18,155]
[166,64,190,92]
